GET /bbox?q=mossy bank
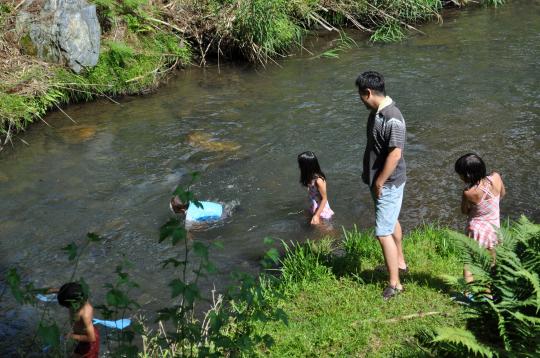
[0,0,505,148]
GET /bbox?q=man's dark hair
[57,282,88,310]
[355,71,385,95]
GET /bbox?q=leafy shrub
[426,216,540,357]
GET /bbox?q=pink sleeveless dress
[467,176,500,249]
[308,179,334,220]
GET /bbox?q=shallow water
[1,1,539,351]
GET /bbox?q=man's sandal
[382,285,404,300]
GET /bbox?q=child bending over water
[54,282,99,358]
[170,196,224,224]
[297,151,334,225]
[455,153,505,283]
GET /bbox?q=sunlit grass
[256,224,466,356]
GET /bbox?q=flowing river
[1,0,539,350]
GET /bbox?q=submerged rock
[187,132,241,152]
[58,124,97,143]
[16,0,100,73]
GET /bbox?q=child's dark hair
[455,153,487,187]
[57,282,88,310]
[171,196,190,213]
[298,151,326,187]
[355,71,385,95]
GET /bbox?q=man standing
[356,71,407,300]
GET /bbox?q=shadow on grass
[351,268,453,293]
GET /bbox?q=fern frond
[431,327,496,357]
[430,218,540,356]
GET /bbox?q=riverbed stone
[16,0,101,73]
[58,124,97,143]
[187,132,241,152]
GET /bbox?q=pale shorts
[371,183,405,237]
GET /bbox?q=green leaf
[6,268,24,303]
[212,240,224,249]
[183,282,200,306]
[263,237,274,245]
[159,217,181,242]
[190,171,201,182]
[37,322,60,348]
[161,258,185,268]
[62,242,78,261]
[169,279,186,298]
[265,248,279,263]
[171,227,186,246]
[106,288,131,308]
[172,186,184,197]
[205,261,218,274]
[431,327,494,357]
[78,277,90,300]
[193,242,209,260]
[94,304,114,319]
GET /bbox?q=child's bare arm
[461,191,470,215]
[311,178,328,225]
[494,172,506,198]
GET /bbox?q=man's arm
[373,147,401,198]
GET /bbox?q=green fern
[431,327,495,357]
[429,217,540,356]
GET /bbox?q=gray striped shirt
[362,99,406,187]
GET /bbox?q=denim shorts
[371,183,405,237]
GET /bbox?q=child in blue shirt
[170,196,223,223]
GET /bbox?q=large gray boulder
[17,0,100,73]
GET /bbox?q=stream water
[1,0,539,351]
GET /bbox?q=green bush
[426,217,540,357]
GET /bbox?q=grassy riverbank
[7,217,539,356]
[0,0,504,148]
[253,225,467,356]
[140,217,540,356]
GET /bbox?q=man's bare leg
[393,220,407,270]
[378,235,402,289]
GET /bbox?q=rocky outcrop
[16,0,100,73]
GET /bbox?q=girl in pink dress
[298,151,334,225]
[455,153,506,283]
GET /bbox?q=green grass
[255,225,467,356]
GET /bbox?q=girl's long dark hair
[455,153,487,188]
[298,151,326,187]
